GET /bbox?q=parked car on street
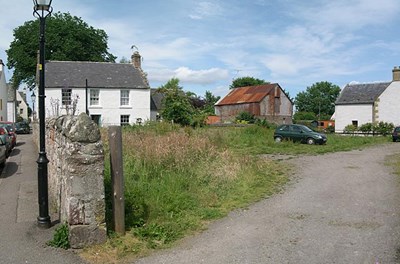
[392,126,400,142]
[15,122,30,134]
[0,122,17,148]
[0,127,12,157]
[0,137,7,167]
[274,124,327,145]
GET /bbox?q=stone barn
[215,83,293,124]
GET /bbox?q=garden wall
[33,113,106,248]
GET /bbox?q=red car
[0,122,17,148]
[0,127,12,156]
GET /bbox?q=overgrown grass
[81,123,390,263]
[202,125,390,155]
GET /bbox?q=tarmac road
[0,134,86,264]
[133,143,400,264]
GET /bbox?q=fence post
[108,126,125,235]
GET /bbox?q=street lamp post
[33,0,53,228]
[31,91,36,121]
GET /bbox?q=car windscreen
[301,126,313,132]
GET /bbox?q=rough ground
[133,143,400,264]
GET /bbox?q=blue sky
[1,0,400,101]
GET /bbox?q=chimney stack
[393,66,400,82]
[131,51,141,69]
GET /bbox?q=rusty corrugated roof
[216,84,277,106]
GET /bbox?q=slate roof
[45,61,149,89]
[150,89,164,111]
[335,82,391,105]
[215,84,278,106]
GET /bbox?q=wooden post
[108,126,125,235]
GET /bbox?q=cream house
[335,67,400,132]
[34,51,150,126]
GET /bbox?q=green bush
[255,118,276,128]
[326,125,335,133]
[235,111,255,123]
[344,124,357,133]
[373,121,394,136]
[359,123,373,134]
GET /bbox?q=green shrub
[373,121,394,136]
[235,111,255,123]
[359,123,373,134]
[47,224,70,249]
[326,125,335,133]
[255,118,275,128]
[344,124,357,133]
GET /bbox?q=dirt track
[134,143,400,264]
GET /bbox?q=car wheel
[306,138,315,145]
[274,136,282,143]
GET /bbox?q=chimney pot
[392,66,400,82]
[131,51,141,69]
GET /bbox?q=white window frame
[62,88,72,106]
[120,89,130,106]
[90,89,100,106]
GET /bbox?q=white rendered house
[0,60,9,122]
[335,67,400,132]
[35,51,150,126]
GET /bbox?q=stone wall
[33,113,106,248]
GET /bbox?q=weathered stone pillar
[46,113,106,248]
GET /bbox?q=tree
[294,81,340,118]
[6,12,116,88]
[230,76,268,89]
[158,78,194,126]
[202,90,220,115]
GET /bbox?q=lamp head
[33,0,52,10]
[31,91,37,101]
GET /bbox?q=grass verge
[81,123,390,263]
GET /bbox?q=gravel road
[133,143,400,264]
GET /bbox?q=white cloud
[298,0,400,31]
[147,66,228,85]
[189,2,222,20]
[174,67,229,84]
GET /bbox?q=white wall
[376,81,400,126]
[16,92,28,121]
[335,104,373,132]
[0,65,8,121]
[44,87,150,126]
[7,102,15,122]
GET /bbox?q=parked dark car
[0,137,7,167]
[15,122,30,134]
[392,126,400,142]
[0,122,17,148]
[274,124,327,145]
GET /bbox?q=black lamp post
[31,91,36,120]
[33,0,53,228]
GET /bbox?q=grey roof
[7,83,16,102]
[45,61,149,89]
[18,91,27,105]
[335,82,391,105]
[150,89,164,111]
